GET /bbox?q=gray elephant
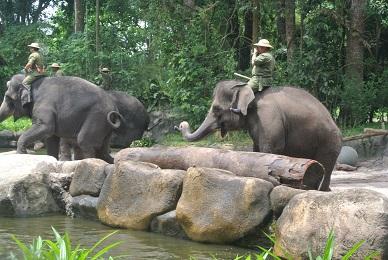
[177,80,342,191]
[0,74,123,163]
[59,90,149,160]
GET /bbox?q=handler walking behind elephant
[230,39,275,114]
[99,67,113,90]
[50,63,64,77]
[22,42,45,107]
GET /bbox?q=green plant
[131,137,156,147]
[10,227,122,260]
[0,117,32,132]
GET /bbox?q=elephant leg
[17,123,53,154]
[315,149,340,191]
[73,144,84,160]
[46,136,60,159]
[95,135,113,164]
[59,138,72,161]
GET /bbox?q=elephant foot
[17,147,27,154]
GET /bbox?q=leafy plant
[0,117,32,132]
[9,227,122,260]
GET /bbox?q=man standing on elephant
[22,42,45,106]
[230,39,275,114]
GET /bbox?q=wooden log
[115,147,325,190]
[343,128,388,141]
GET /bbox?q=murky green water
[0,215,254,259]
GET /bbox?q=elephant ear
[232,84,255,116]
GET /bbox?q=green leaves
[10,227,122,260]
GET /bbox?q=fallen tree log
[115,147,325,190]
[343,128,388,141]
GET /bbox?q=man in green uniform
[248,39,275,92]
[50,63,64,77]
[99,67,112,90]
[230,39,275,114]
[22,42,45,106]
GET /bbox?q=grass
[9,227,123,260]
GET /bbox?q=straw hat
[27,42,40,49]
[50,63,61,68]
[101,67,110,72]
[253,39,273,49]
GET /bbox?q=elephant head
[0,75,28,123]
[178,80,251,141]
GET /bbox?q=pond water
[0,215,255,259]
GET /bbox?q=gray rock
[270,185,306,218]
[275,189,388,259]
[46,172,73,215]
[0,130,16,148]
[0,154,60,216]
[337,146,358,166]
[343,135,388,159]
[176,167,273,243]
[72,195,99,220]
[150,210,188,239]
[97,161,185,230]
[69,159,109,197]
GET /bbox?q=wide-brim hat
[51,63,60,68]
[253,39,273,49]
[101,67,110,72]
[27,42,40,49]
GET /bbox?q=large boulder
[97,161,185,230]
[69,159,109,197]
[0,153,60,216]
[150,210,188,239]
[176,167,273,243]
[71,195,99,220]
[337,146,358,166]
[270,185,306,218]
[275,189,388,259]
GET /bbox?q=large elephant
[59,90,149,160]
[177,80,342,191]
[0,74,123,163]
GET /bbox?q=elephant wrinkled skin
[178,80,342,191]
[0,74,123,163]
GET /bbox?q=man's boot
[21,83,32,107]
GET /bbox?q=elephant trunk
[0,99,12,123]
[179,113,218,142]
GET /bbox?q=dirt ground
[331,156,388,198]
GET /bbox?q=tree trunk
[285,0,296,63]
[276,0,286,45]
[252,0,259,43]
[115,147,325,190]
[238,10,252,70]
[74,0,85,33]
[345,0,365,83]
[96,0,101,53]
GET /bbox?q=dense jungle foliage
[0,0,387,128]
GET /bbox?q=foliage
[0,117,32,132]
[9,227,122,260]
[130,137,156,147]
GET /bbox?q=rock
[46,172,73,214]
[335,163,357,171]
[150,210,188,239]
[176,167,273,243]
[97,161,185,230]
[69,159,109,197]
[270,185,306,218]
[0,130,16,148]
[72,195,99,220]
[0,154,60,216]
[337,146,358,166]
[57,160,83,173]
[275,189,388,259]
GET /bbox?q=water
[0,214,255,260]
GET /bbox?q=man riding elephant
[230,39,276,115]
[50,63,64,77]
[22,42,45,107]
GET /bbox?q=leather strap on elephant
[107,111,123,129]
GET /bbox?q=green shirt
[52,69,64,77]
[252,52,275,78]
[27,52,44,74]
[100,73,112,90]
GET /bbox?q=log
[343,128,388,141]
[115,147,325,190]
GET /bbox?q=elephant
[0,74,123,163]
[177,80,342,191]
[59,90,150,160]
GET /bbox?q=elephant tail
[107,111,123,129]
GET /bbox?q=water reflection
[0,215,254,259]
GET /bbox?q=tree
[74,0,85,33]
[285,0,295,63]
